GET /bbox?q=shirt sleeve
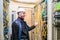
[25,22,35,31]
[28,25,35,31]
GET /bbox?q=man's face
[18,11,25,18]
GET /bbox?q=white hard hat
[17,8,25,12]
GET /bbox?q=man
[11,8,38,40]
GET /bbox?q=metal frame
[47,0,53,40]
[0,0,4,40]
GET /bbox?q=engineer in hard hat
[11,8,38,40]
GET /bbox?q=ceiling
[10,0,42,8]
[15,0,39,3]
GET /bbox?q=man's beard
[18,17,24,21]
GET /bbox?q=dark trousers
[20,37,29,40]
[21,38,28,40]
[21,36,29,40]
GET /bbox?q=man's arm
[27,25,35,31]
[24,21,38,31]
[24,22,35,31]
